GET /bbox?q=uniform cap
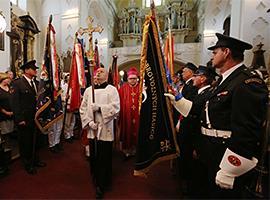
[208,33,253,52]
[20,60,39,70]
[127,67,139,78]
[184,62,197,72]
[194,65,219,80]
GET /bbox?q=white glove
[89,121,98,130]
[91,103,100,112]
[164,93,175,104]
[164,93,192,117]
[215,169,234,189]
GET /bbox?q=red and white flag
[68,40,86,112]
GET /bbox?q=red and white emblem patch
[228,155,241,166]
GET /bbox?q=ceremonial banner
[94,42,100,70]
[35,15,63,133]
[108,55,119,89]
[134,16,179,177]
[68,40,86,112]
[75,41,86,89]
[164,26,174,81]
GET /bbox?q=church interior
[0,0,269,199]
[0,0,269,76]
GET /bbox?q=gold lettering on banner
[145,62,158,140]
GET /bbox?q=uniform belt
[201,127,232,138]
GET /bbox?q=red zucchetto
[127,67,139,78]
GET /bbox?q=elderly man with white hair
[80,67,120,199]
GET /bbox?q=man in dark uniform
[181,62,198,99]
[170,62,198,193]
[165,65,219,197]
[12,60,46,175]
[199,33,268,198]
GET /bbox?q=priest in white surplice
[80,67,120,199]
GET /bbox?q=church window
[144,0,162,8]
[10,0,26,10]
[10,0,17,5]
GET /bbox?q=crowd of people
[0,61,78,176]
[0,33,268,199]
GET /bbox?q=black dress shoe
[35,161,46,167]
[0,166,9,178]
[49,146,59,153]
[26,167,37,175]
[123,153,131,161]
[96,187,103,199]
[55,143,64,151]
[65,138,73,143]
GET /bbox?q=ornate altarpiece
[117,0,198,47]
[6,11,40,77]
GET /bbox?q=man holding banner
[80,67,120,199]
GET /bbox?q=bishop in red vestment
[118,67,140,158]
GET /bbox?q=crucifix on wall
[77,16,103,61]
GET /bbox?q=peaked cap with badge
[184,62,197,72]
[208,33,253,53]
[20,60,39,70]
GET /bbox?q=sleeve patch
[244,78,263,84]
[228,155,241,166]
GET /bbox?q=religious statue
[186,12,191,29]
[137,17,142,34]
[134,20,139,34]
[62,50,72,72]
[251,43,266,70]
[181,13,185,29]
[129,15,135,33]
[171,9,177,29]
[177,14,181,29]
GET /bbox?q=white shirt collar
[185,77,193,84]
[23,75,37,92]
[198,85,210,94]
[23,75,32,83]
[220,62,243,84]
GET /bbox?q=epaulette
[243,68,260,77]
[243,68,264,84]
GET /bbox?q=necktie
[30,80,36,94]
[212,76,223,92]
[216,76,223,87]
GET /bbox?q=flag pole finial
[49,15,53,24]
